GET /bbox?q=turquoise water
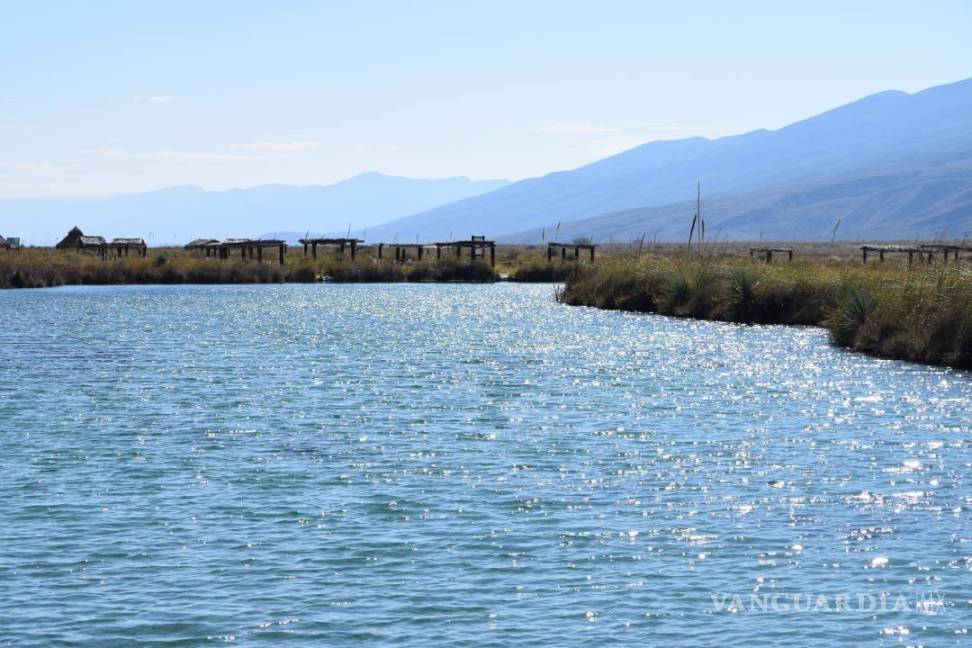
[1,283,970,646]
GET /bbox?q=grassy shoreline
[558,254,972,369]
[0,248,499,288]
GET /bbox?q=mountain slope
[500,144,972,243]
[363,77,972,242]
[0,173,509,245]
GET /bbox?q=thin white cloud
[354,143,401,153]
[149,149,264,162]
[82,146,127,157]
[533,121,617,135]
[82,146,281,162]
[233,141,319,151]
[0,160,55,173]
[131,95,175,103]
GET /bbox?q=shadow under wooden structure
[108,238,147,258]
[299,237,363,261]
[432,236,496,267]
[860,245,925,265]
[750,247,793,263]
[547,242,596,262]
[378,243,428,262]
[217,239,288,264]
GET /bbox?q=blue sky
[1,0,971,197]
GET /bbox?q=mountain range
[364,77,972,243]
[3,77,972,245]
[0,174,508,246]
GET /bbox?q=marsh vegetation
[558,254,972,369]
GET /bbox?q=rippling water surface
[1,284,970,646]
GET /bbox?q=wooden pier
[547,242,596,262]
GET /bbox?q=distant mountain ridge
[500,143,972,243]
[363,77,972,242]
[0,173,509,245]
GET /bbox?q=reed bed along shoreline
[0,248,499,288]
[558,254,972,369]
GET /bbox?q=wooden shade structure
[431,236,496,267]
[109,238,147,258]
[216,239,288,264]
[547,242,596,262]
[299,237,363,261]
[377,243,430,262]
[749,247,793,263]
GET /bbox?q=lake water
[1,283,970,646]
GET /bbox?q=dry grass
[558,252,972,369]
[0,247,498,288]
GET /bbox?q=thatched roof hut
[109,238,147,257]
[185,238,220,250]
[56,226,106,251]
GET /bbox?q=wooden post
[561,247,566,261]
[241,246,246,261]
[436,245,442,261]
[879,249,885,263]
[312,242,318,259]
[590,247,595,262]
[418,246,424,261]
[574,246,580,260]
[257,246,263,262]
[378,243,383,261]
[340,242,346,255]
[303,242,308,256]
[279,244,284,265]
[862,248,867,265]
[788,250,793,262]
[766,250,773,264]
[351,241,357,262]
[908,251,914,266]
[490,243,495,268]
[455,245,461,259]
[547,245,553,262]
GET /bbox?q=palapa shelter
[299,237,363,261]
[547,241,596,262]
[55,226,108,258]
[860,245,925,265]
[917,243,972,262]
[185,238,221,254]
[377,243,429,262]
[432,236,496,267]
[749,247,793,263]
[217,238,287,264]
[108,238,147,257]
